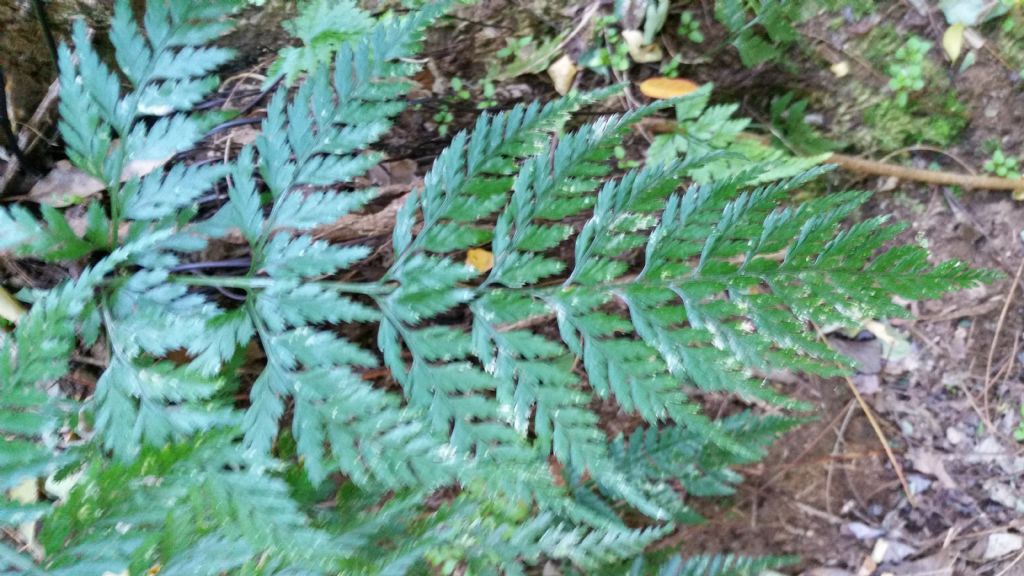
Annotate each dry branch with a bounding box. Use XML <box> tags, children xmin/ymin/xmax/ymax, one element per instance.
<box><xmin>0</xmin><ymin>78</ymin><xmax>60</xmax><ymax>196</ymax></box>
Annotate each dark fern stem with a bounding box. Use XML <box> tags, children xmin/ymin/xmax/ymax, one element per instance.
<box><xmin>0</xmin><ymin>67</ymin><xmax>29</xmax><ymax>169</ymax></box>
<box><xmin>169</xmin><ymin>259</ymin><xmax>253</xmax><ymax>273</ymax></box>
<box><xmin>31</xmin><ymin>0</ymin><xmax>60</xmax><ymax>72</ymax></box>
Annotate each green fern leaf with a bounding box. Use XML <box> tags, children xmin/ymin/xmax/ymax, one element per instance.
<box><xmin>269</xmin><ymin>0</ymin><xmax>376</xmax><ymax>86</ymax></box>
<box><xmin>0</xmin><ymin>1</ymin><xmax>997</xmax><ymax>573</ymax></box>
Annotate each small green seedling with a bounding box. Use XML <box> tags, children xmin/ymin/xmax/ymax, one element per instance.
<box><xmin>581</xmin><ymin>14</ymin><xmax>631</xmax><ymax>74</ymax></box>
<box><xmin>983</xmin><ymin>148</ymin><xmax>1021</xmax><ymax>179</ymax></box>
<box><xmin>495</xmin><ymin>36</ymin><xmax>533</xmax><ymax>60</ymax></box>
<box><xmin>613</xmin><ymin>144</ymin><xmax>640</xmax><ymax>169</ymax></box>
<box><xmin>887</xmin><ymin>36</ymin><xmax>931</xmax><ymax>107</ymax></box>
<box><xmin>450</xmin><ymin>76</ymin><xmax>471</xmax><ymax>100</ymax></box>
<box><xmin>478</xmin><ymin>79</ymin><xmax>497</xmax><ymax>109</ymax></box>
<box><xmin>433</xmin><ymin>103</ymin><xmax>454</xmax><ymax>135</ymax></box>
<box><xmin>677</xmin><ymin>10</ymin><xmax>704</xmax><ymax>43</ymax></box>
<box><xmin>661</xmin><ymin>54</ymin><xmax>682</xmax><ymax>77</ymax></box>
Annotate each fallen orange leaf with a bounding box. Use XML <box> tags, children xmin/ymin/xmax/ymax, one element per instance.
<box><xmin>638</xmin><ymin>77</ymin><xmax>699</xmax><ymax>100</ymax></box>
<box><xmin>466</xmin><ymin>248</ymin><xmax>494</xmax><ymax>273</ymax></box>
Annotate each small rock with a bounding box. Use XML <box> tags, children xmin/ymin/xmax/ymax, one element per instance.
<box><xmin>541</xmin><ymin>562</ymin><xmax>561</xmax><ymax>576</ymax></box>
<box><xmin>884</xmin><ymin>551</ymin><xmax>953</xmax><ymax>576</ymax></box>
<box><xmin>984</xmin><ymin>532</ymin><xmax>1023</xmax><ymax>560</ymax></box>
<box><xmin>846</xmin><ymin>521</ymin><xmax>885</xmax><ymax>541</ymax></box>
<box><xmin>972</xmin><ymin>437</ymin><xmax>1024</xmax><ymax>474</ymax></box>
<box><xmin>804</xmin><ymin>113</ymin><xmax>825</xmax><ymax>126</ymax></box>
<box><xmin>898</xmin><ymin>420</ymin><xmax>915</xmax><ymax>436</ymax></box>
<box><xmin>854</xmin><ymin>373</ymin><xmax>880</xmax><ymax>395</ymax></box>
<box><xmin>873</xmin><ymin>538</ymin><xmax>916</xmax><ymax>564</ymax></box>
<box><xmin>946</xmin><ymin>427</ymin><xmax>965</xmax><ymax>446</ymax></box>
<box><xmin>974</xmin><ymin>436</ymin><xmax>1004</xmax><ymax>459</ymax></box>
<box><xmin>829</xmin><ymin>61</ymin><xmax>850</xmax><ymax>78</ymax></box>
<box><xmin>984</xmin><ymin>481</ymin><xmax>1024</xmax><ymax>512</ymax></box>
<box><xmin>827</xmin><ymin>336</ymin><xmax>882</xmax><ymax>374</ymax></box>
<box><xmin>882</xmin><ymin>540</ymin><xmax>917</xmax><ymax>563</ymax></box>
<box><xmin>871</xmin><ymin>539</ymin><xmax>889</xmax><ymax>563</ymax></box>
<box><xmin>909</xmin><ymin>449</ymin><xmax>957</xmax><ymax>489</ymax></box>
<box><xmin>907</xmin><ymin>474</ymin><xmax>932</xmax><ymax>495</ymax></box>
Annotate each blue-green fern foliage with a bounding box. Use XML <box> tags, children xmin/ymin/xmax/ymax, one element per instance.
<box><xmin>0</xmin><ymin>0</ymin><xmax>992</xmax><ymax>573</ymax></box>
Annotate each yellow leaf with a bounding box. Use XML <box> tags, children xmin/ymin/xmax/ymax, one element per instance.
<box><xmin>9</xmin><ymin>478</ymin><xmax>37</xmax><ymax>504</ymax></box>
<box><xmin>0</xmin><ymin>285</ymin><xmax>25</xmax><ymax>324</ymax></box>
<box><xmin>466</xmin><ymin>248</ymin><xmax>494</xmax><ymax>273</ymax></box>
<box><xmin>830</xmin><ymin>61</ymin><xmax>850</xmax><ymax>78</ymax></box>
<box><xmin>621</xmin><ymin>30</ymin><xmax>663</xmax><ymax>64</ymax></box>
<box><xmin>547</xmin><ymin>54</ymin><xmax>577</xmax><ymax>96</ymax></box>
<box><xmin>638</xmin><ymin>77</ymin><xmax>699</xmax><ymax>100</ymax></box>
<box><xmin>9</xmin><ymin>477</ymin><xmax>41</xmax><ymax>559</ymax></box>
<box><xmin>943</xmin><ymin>24</ymin><xmax>965</xmax><ymax>61</ymax></box>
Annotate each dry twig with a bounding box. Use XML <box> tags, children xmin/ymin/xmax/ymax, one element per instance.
<box><xmin>637</xmin><ymin>118</ymin><xmax>1024</xmax><ymax>193</ymax></box>
<box><xmin>816</xmin><ymin>326</ymin><xmax>917</xmax><ymax>507</ymax></box>
<box><xmin>828</xmin><ymin>153</ymin><xmax>1024</xmax><ymax>192</ymax></box>
<box><xmin>0</xmin><ymin>78</ymin><xmax>60</xmax><ymax>196</ymax></box>
<box><xmin>984</xmin><ymin>259</ymin><xmax>1024</xmax><ymax>424</ymax></box>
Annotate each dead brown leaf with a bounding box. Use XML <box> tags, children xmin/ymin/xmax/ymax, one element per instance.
<box><xmin>29</xmin><ymin>156</ymin><xmax>171</xmax><ymax>207</ymax></box>
<box><xmin>29</xmin><ymin>160</ymin><xmax>106</xmax><ymax>207</ymax></box>
<box><xmin>909</xmin><ymin>448</ymin><xmax>957</xmax><ymax>489</ymax></box>
<box><xmin>547</xmin><ymin>54</ymin><xmax>578</xmax><ymax>96</ymax></box>
<box><xmin>0</xmin><ymin>285</ymin><xmax>26</xmax><ymax>324</ymax></box>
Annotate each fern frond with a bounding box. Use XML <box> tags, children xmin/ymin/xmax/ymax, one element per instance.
<box><xmin>612</xmin><ymin>411</ymin><xmax>802</xmax><ymax>499</ymax></box>
<box><xmin>38</xmin><ymin>434</ymin><xmax>344</xmax><ymax>574</ymax></box>
<box><xmin>377</xmin><ymin>94</ymin><xmax>623</xmax><ymax>461</ymax></box>
<box><xmin>384</xmin><ymin>100</ymin><xmax>677</xmax><ymax>469</ymax></box>
<box><xmin>269</xmin><ymin>0</ymin><xmax>376</xmax><ymax>86</ymax></box>
<box><xmin>0</xmin><ymin>542</ymin><xmax>40</xmax><ymax>576</ymax></box>
<box><xmin>61</xmin><ymin>0</ymin><xmax>237</xmax><ymax>188</ymax></box>
<box><xmin>206</xmin><ymin>10</ymin><xmax>463</xmax><ymax>486</ymax></box>
<box><xmin>427</xmin><ymin>499</ymin><xmax>673</xmax><ymax>574</ymax></box>
<box><xmin>714</xmin><ymin>0</ymin><xmax>802</xmax><ymax>67</ymax></box>
<box><xmin>648</xmin><ymin>84</ymin><xmax>825</xmax><ymax>184</ymax></box>
<box><xmin>388</xmin><ymin>91</ymin><xmax>615</xmax><ymax>272</ymax></box>
<box><xmin>1</xmin><ymin>0</ymin><xmax>244</xmax><ymax>463</ymax></box>
<box><xmin>642</xmin><ymin>552</ymin><xmax>797</xmax><ymax>576</ymax></box>
<box><xmin>0</xmin><ymin>232</ymin><xmax>170</xmax><ymax>501</ymax></box>
<box><xmin>0</xmin><ymin>1</ymin><xmax>996</xmax><ymax>573</ymax></box>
